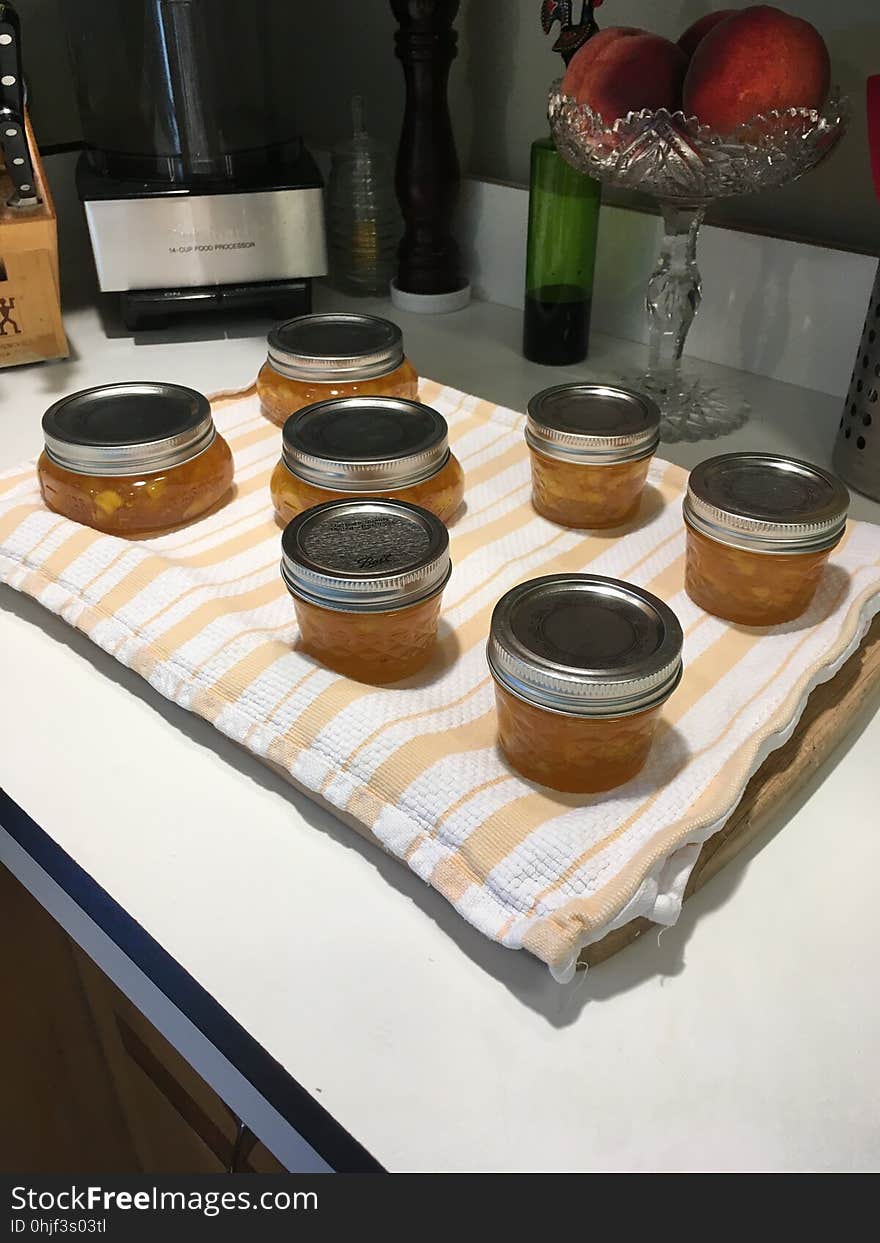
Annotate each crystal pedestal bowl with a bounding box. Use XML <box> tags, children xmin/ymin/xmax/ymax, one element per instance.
<box><xmin>549</xmin><ymin>85</ymin><xmax>849</xmax><ymax>441</ymax></box>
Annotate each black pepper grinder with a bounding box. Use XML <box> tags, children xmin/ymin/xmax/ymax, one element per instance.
<box><xmin>389</xmin><ymin>0</ymin><xmax>470</xmax><ymax>313</ymax></box>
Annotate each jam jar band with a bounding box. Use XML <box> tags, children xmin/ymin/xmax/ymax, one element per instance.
<box><xmin>42</xmin><ymin>382</ymin><xmax>216</xmax><ymax>478</ymax></box>
<box><xmin>526</xmin><ymin>383</ymin><xmax>661</xmax><ymax>465</ymax></box>
<box><xmin>684</xmin><ymin>453</ymin><xmax>850</xmax><ymax>554</ymax></box>
<box><xmin>281</xmin><ymin>396</ymin><xmax>451</xmax><ymax>492</ymax></box>
<box><xmin>488</xmin><ymin>573</ymin><xmax>683</xmax><ymax>718</ymax></box>
<box><xmin>267</xmin><ymin>313</ymin><xmax>405</xmax><ymax>382</ymax></box>
<box><xmin>281</xmin><ymin>498</ymin><xmax>451</xmax><ymax>613</ymax></box>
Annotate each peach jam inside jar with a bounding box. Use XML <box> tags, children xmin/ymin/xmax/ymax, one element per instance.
<box><xmin>271</xmin><ymin>395</ymin><xmax>464</xmax><ymax>527</ymax></box>
<box><xmin>257</xmin><ymin>312</ymin><xmax>418</xmax><ymax>426</ymax></box>
<box><xmin>683</xmin><ymin>453</ymin><xmax>850</xmax><ymax>626</ymax></box>
<box><xmin>37</xmin><ymin>382</ymin><xmax>234</xmax><ymax>536</ymax></box>
<box><xmin>526</xmin><ymin>383</ymin><xmax>661</xmax><ymax>528</ymax></box>
<box><xmin>281</xmin><ymin>498</ymin><xmax>451</xmax><ymax>684</ymax></box>
<box><xmin>487</xmin><ymin>574</ymin><xmax>683</xmax><ymax>793</ymax></box>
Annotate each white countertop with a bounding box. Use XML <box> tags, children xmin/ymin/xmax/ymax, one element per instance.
<box><xmin>2</xmin><ymin>290</ymin><xmax>879</xmax><ymax>1173</ymax></box>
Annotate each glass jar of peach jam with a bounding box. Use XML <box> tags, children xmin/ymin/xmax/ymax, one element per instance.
<box><xmin>271</xmin><ymin>395</ymin><xmax>464</xmax><ymax>527</ymax></box>
<box><xmin>526</xmin><ymin>383</ymin><xmax>661</xmax><ymax>528</ymax></box>
<box><xmin>37</xmin><ymin>382</ymin><xmax>234</xmax><ymax>536</ymax></box>
<box><xmin>257</xmin><ymin>312</ymin><xmax>418</xmax><ymax>426</ymax></box>
<box><xmin>683</xmin><ymin>454</ymin><xmax>850</xmax><ymax>626</ymax></box>
<box><xmin>487</xmin><ymin>574</ymin><xmax>683</xmax><ymax>793</ymax></box>
<box><xmin>281</xmin><ymin>498</ymin><xmax>451</xmax><ymax>684</ymax></box>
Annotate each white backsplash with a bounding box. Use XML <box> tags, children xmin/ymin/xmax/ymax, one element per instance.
<box><xmin>458</xmin><ymin>177</ymin><xmax>877</xmax><ymax>400</ymax></box>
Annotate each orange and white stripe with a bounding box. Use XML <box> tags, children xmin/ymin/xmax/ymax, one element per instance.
<box><xmin>2</xmin><ymin>381</ymin><xmax>879</xmax><ymax>980</ymax></box>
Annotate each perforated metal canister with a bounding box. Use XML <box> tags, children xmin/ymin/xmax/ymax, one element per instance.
<box><xmin>834</xmin><ymin>264</ymin><xmax>880</xmax><ymax>501</ymax></box>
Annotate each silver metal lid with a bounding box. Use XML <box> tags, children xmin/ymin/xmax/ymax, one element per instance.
<box><xmin>281</xmin><ymin>498</ymin><xmax>451</xmax><ymax>613</ymax></box>
<box><xmin>281</xmin><ymin>396</ymin><xmax>450</xmax><ymax>492</ymax></box>
<box><xmin>526</xmin><ymin>384</ymin><xmax>661</xmax><ymax>465</ymax></box>
<box><xmin>684</xmin><ymin>453</ymin><xmax>850</xmax><ymax>554</ymax></box>
<box><xmin>267</xmin><ymin>313</ymin><xmax>405</xmax><ymax>382</ymax></box>
<box><xmin>487</xmin><ymin>574</ymin><xmax>683</xmax><ymax>718</ymax></box>
<box><xmin>42</xmin><ymin>383</ymin><xmax>215</xmax><ymax>478</ymax></box>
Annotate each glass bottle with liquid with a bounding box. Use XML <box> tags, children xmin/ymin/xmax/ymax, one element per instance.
<box><xmin>522</xmin><ymin>136</ymin><xmax>601</xmax><ymax>366</ymax></box>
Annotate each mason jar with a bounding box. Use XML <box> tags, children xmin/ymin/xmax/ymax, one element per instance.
<box><xmin>683</xmin><ymin>453</ymin><xmax>849</xmax><ymax>626</ymax></box>
<box><xmin>257</xmin><ymin>312</ymin><xmax>418</xmax><ymax>426</ymax></box>
<box><xmin>37</xmin><ymin>382</ymin><xmax>233</xmax><ymax>536</ymax></box>
<box><xmin>271</xmin><ymin>395</ymin><xmax>464</xmax><ymax>527</ymax></box>
<box><xmin>281</xmin><ymin>498</ymin><xmax>451</xmax><ymax>684</ymax></box>
<box><xmin>488</xmin><ymin>573</ymin><xmax>683</xmax><ymax>793</ymax></box>
<box><xmin>526</xmin><ymin>383</ymin><xmax>660</xmax><ymax>528</ymax></box>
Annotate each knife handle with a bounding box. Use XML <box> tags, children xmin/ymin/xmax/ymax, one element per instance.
<box><xmin>0</xmin><ymin>5</ymin><xmax>40</xmax><ymax>208</ymax></box>
<box><xmin>1</xmin><ymin>107</ymin><xmax>39</xmax><ymax>206</ymax></box>
<box><xmin>0</xmin><ymin>2</ymin><xmax>23</xmax><ymax>117</ymax></box>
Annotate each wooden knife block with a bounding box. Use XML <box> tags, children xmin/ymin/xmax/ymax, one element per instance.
<box><xmin>0</xmin><ymin>112</ymin><xmax>68</xmax><ymax>368</ymax></box>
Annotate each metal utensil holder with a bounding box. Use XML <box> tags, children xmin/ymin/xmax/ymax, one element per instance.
<box><xmin>834</xmin><ymin>260</ymin><xmax>880</xmax><ymax>500</ymax></box>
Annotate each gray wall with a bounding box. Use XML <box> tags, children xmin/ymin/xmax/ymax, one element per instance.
<box><xmin>16</xmin><ymin>0</ymin><xmax>880</xmax><ymax>255</ymax></box>
<box><xmin>455</xmin><ymin>0</ymin><xmax>878</xmax><ymax>255</ymax></box>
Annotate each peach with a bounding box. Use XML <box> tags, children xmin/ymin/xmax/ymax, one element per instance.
<box><xmin>677</xmin><ymin>10</ymin><xmax>737</xmax><ymax>59</ymax></box>
<box><xmin>682</xmin><ymin>5</ymin><xmax>830</xmax><ymax>134</ymax></box>
<box><xmin>562</xmin><ymin>27</ymin><xmax>688</xmax><ymax>123</ymax></box>
<box><xmin>561</xmin><ymin>27</ymin><xmax>642</xmax><ymax>99</ymax></box>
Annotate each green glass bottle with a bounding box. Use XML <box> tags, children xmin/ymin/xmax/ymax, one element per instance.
<box><xmin>522</xmin><ymin>135</ymin><xmax>601</xmax><ymax>366</ymax></box>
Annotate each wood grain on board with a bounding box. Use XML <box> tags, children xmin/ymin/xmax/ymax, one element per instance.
<box><xmin>581</xmin><ymin>612</ymin><xmax>880</xmax><ymax>967</ymax></box>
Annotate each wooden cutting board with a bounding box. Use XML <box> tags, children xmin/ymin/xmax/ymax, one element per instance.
<box><xmin>581</xmin><ymin>612</ymin><xmax>880</xmax><ymax>967</ymax></box>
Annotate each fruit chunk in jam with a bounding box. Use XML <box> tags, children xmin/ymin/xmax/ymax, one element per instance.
<box><xmin>684</xmin><ymin>522</ymin><xmax>836</xmax><ymax>626</ymax></box>
<box><xmin>293</xmin><ymin>591</ymin><xmax>444</xmax><ymax>684</ymax></box>
<box><xmin>38</xmin><ymin>434</ymin><xmax>234</xmax><ymax>536</ymax></box>
<box><xmin>493</xmin><ymin>680</ymin><xmax>662</xmax><ymax>793</ymax></box>
<box><xmin>529</xmin><ymin>445</ymin><xmax>651</xmax><ymax>528</ymax></box>
<box><xmin>257</xmin><ymin>358</ymin><xmax>419</xmax><ymax>427</ymax></box>
<box><xmin>270</xmin><ymin>452</ymin><xmax>464</xmax><ymax>528</ymax></box>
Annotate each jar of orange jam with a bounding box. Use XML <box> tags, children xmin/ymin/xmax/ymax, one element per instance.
<box><xmin>37</xmin><ymin>382</ymin><xmax>234</xmax><ymax>536</ymax></box>
<box><xmin>257</xmin><ymin>312</ymin><xmax>419</xmax><ymax>426</ymax></box>
<box><xmin>683</xmin><ymin>454</ymin><xmax>849</xmax><ymax>626</ymax></box>
<box><xmin>487</xmin><ymin>574</ymin><xmax>683</xmax><ymax>793</ymax></box>
<box><xmin>526</xmin><ymin>383</ymin><xmax>661</xmax><ymax>528</ymax></box>
<box><xmin>271</xmin><ymin>395</ymin><xmax>464</xmax><ymax>527</ymax></box>
<box><xmin>281</xmin><ymin>498</ymin><xmax>451</xmax><ymax>684</ymax></box>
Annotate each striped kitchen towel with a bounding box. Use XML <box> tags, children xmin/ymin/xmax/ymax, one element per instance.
<box><xmin>2</xmin><ymin>379</ymin><xmax>880</xmax><ymax>981</ymax></box>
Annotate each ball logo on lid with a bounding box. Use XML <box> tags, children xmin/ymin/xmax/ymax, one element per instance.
<box><xmin>356</xmin><ymin>551</ymin><xmax>395</xmax><ymax>570</ymax></box>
